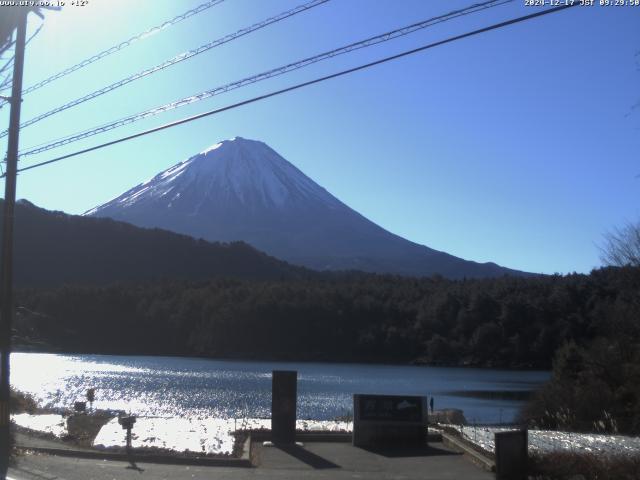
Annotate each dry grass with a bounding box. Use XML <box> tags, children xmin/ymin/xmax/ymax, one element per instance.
<box><xmin>10</xmin><ymin>388</ymin><xmax>37</xmax><ymax>413</ymax></box>
<box><xmin>529</xmin><ymin>451</ymin><xmax>640</xmax><ymax>480</ymax></box>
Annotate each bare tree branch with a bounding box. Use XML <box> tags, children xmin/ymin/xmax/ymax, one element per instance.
<box><xmin>600</xmin><ymin>221</ymin><xmax>640</xmax><ymax>267</ymax></box>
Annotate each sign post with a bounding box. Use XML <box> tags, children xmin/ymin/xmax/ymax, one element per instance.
<box><xmin>86</xmin><ymin>388</ymin><xmax>95</xmax><ymax>411</ymax></box>
<box><xmin>118</xmin><ymin>415</ymin><xmax>136</xmax><ymax>456</ymax></box>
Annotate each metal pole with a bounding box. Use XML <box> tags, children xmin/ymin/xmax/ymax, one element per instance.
<box><xmin>126</xmin><ymin>427</ymin><xmax>132</xmax><ymax>455</ymax></box>
<box><xmin>0</xmin><ymin>8</ymin><xmax>28</xmax><ymax>476</ymax></box>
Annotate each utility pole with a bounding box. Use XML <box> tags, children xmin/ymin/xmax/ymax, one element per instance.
<box><xmin>0</xmin><ymin>8</ymin><xmax>28</xmax><ymax>477</ymax></box>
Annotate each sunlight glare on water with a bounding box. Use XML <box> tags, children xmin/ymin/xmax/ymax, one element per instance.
<box><xmin>11</xmin><ymin>353</ymin><xmax>548</xmax><ymax>423</ymax></box>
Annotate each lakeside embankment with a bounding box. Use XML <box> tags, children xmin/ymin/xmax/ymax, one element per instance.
<box><xmin>13</xmin><ymin>405</ymin><xmax>640</xmax><ymax>462</ymax></box>
<box><xmin>12</xmin><ymin>384</ymin><xmax>640</xmax><ymax>479</ymax></box>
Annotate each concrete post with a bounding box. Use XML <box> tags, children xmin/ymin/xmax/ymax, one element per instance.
<box><xmin>271</xmin><ymin>370</ymin><xmax>297</xmax><ymax>444</ymax></box>
<box><xmin>495</xmin><ymin>429</ymin><xmax>528</xmax><ymax>480</ymax></box>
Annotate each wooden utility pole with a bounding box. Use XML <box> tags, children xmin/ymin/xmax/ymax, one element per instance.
<box><xmin>0</xmin><ymin>8</ymin><xmax>28</xmax><ymax>476</ymax></box>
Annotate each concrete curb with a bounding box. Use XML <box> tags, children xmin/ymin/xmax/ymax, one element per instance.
<box><xmin>250</xmin><ymin>429</ymin><xmax>441</xmax><ymax>445</ymax></box>
<box><xmin>240</xmin><ymin>434</ymin><xmax>252</xmax><ymax>464</ymax></box>
<box><xmin>15</xmin><ymin>441</ymin><xmax>253</xmax><ymax>468</ymax></box>
<box><xmin>440</xmin><ymin>431</ymin><xmax>495</xmax><ymax>472</ymax></box>
<box><xmin>247</xmin><ymin>430</ymin><xmax>352</xmax><ymax>443</ymax></box>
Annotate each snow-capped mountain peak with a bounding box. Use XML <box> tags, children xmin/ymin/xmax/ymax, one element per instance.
<box><xmin>86</xmin><ymin>137</ymin><xmax>525</xmax><ymax>279</ymax></box>
<box><xmin>86</xmin><ymin>137</ymin><xmax>340</xmax><ymax>216</ymax></box>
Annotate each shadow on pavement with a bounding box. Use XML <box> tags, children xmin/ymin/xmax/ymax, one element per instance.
<box><xmin>275</xmin><ymin>443</ymin><xmax>340</xmax><ymax>469</ymax></box>
<box><xmin>359</xmin><ymin>443</ymin><xmax>463</xmax><ymax>458</ymax></box>
<box><xmin>126</xmin><ymin>456</ymin><xmax>145</xmax><ymax>472</ymax></box>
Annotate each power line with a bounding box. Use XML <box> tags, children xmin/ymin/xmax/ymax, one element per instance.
<box><xmin>0</xmin><ymin>57</ymin><xmax>14</xmax><ymax>91</ymax></box>
<box><xmin>0</xmin><ymin>0</ymin><xmax>226</xmax><ymax>100</ymax></box>
<box><xmin>18</xmin><ymin>0</ymin><xmax>513</xmax><ymax>157</ymax></box>
<box><xmin>0</xmin><ymin>53</ymin><xmax>15</xmax><ymax>80</ymax></box>
<box><xmin>0</xmin><ymin>22</ymin><xmax>43</xmax><ymax>105</ymax></box>
<box><xmin>0</xmin><ymin>32</ymin><xmax>16</xmax><ymax>92</ymax></box>
<box><xmin>9</xmin><ymin>3</ymin><xmax>579</xmax><ymax>178</ymax></box>
<box><xmin>0</xmin><ymin>0</ymin><xmax>330</xmax><ymax>139</ymax></box>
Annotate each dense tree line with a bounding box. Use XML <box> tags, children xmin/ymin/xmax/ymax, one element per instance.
<box><xmin>521</xmin><ymin>267</ymin><xmax>640</xmax><ymax>434</ymax></box>
<box><xmin>13</xmin><ymin>266</ymin><xmax>639</xmax><ymax>371</ymax></box>
<box><xmin>4</xmin><ymin>199</ymin><xmax>306</xmax><ymax>287</ymax></box>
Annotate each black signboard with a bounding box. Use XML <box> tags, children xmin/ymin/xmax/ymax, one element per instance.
<box><xmin>357</xmin><ymin>394</ymin><xmax>423</xmax><ymax>422</ymax></box>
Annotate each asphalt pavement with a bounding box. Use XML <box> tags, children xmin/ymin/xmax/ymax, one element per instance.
<box><xmin>8</xmin><ymin>440</ymin><xmax>494</xmax><ymax>480</ymax></box>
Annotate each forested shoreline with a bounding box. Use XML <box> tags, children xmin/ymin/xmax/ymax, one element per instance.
<box><xmin>13</xmin><ymin>266</ymin><xmax>638</xmax><ymax>369</ymax></box>
<box><xmin>12</xmin><ymin>265</ymin><xmax>640</xmax><ymax>433</ymax></box>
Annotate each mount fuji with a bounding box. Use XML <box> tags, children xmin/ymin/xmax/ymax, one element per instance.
<box><xmin>86</xmin><ymin>137</ymin><xmax>525</xmax><ymax>278</ymax></box>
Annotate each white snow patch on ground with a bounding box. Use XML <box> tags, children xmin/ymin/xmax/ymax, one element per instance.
<box><xmin>12</xmin><ymin>413</ymin><xmax>67</xmax><ymax>437</ymax></box>
<box><xmin>94</xmin><ymin>417</ymin><xmax>235</xmax><ymax>455</ymax></box>
<box><xmin>13</xmin><ymin>412</ymin><xmax>351</xmax><ymax>456</ymax></box>
<box><xmin>94</xmin><ymin>417</ymin><xmax>351</xmax><ymax>455</ymax></box>
<box><xmin>442</xmin><ymin>424</ymin><xmax>640</xmax><ymax>457</ymax></box>
<box><xmin>237</xmin><ymin>418</ymin><xmax>351</xmax><ymax>433</ymax></box>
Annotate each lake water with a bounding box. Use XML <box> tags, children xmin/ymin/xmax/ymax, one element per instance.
<box><xmin>11</xmin><ymin>353</ymin><xmax>549</xmax><ymax>424</ymax></box>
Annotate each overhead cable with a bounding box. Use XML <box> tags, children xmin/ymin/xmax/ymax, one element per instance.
<box><xmin>19</xmin><ymin>0</ymin><xmax>512</xmax><ymax>157</ymax></box>
<box><xmin>10</xmin><ymin>2</ymin><xmax>579</xmax><ymax>177</ymax></box>
<box><xmin>0</xmin><ymin>0</ymin><xmax>330</xmax><ymax>138</ymax></box>
<box><xmin>0</xmin><ymin>0</ymin><xmax>226</xmax><ymax>99</ymax></box>
<box><xmin>0</xmin><ymin>23</ymin><xmax>43</xmax><ymax>101</ymax></box>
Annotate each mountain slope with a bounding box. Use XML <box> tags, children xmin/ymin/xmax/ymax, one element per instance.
<box><xmin>87</xmin><ymin>137</ymin><xmax>527</xmax><ymax>279</ymax></box>
<box><xmin>4</xmin><ymin>199</ymin><xmax>306</xmax><ymax>287</ymax></box>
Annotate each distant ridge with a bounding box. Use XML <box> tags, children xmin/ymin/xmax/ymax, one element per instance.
<box><xmin>87</xmin><ymin>137</ymin><xmax>530</xmax><ymax>279</ymax></box>
<box><xmin>4</xmin><ymin>199</ymin><xmax>306</xmax><ymax>287</ymax></box>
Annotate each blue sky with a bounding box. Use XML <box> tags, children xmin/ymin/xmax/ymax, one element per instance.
<box><xmin>0</xmin><ymin>0</ymin><xmax>638</xmax><ymax>275</ymax></box>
